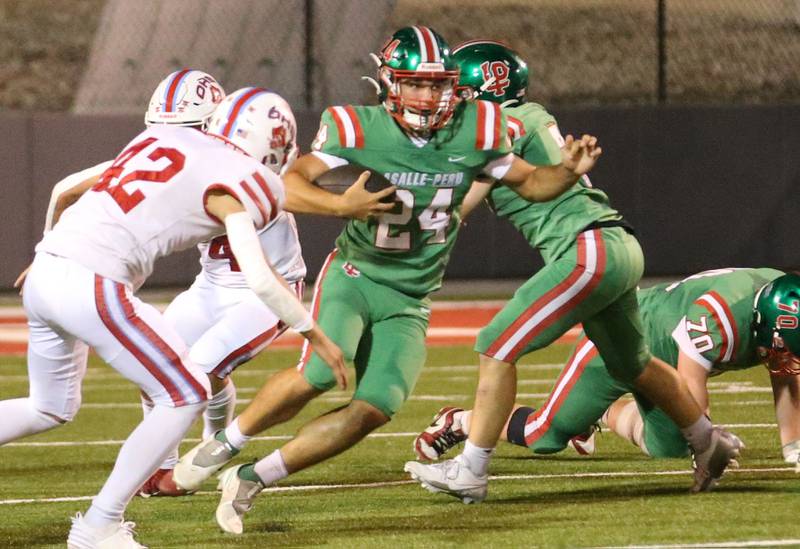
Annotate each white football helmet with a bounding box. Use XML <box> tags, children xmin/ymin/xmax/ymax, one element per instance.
<box><xmin>145</xmin><ymin>69</ymin><xmax>225</xmax><ymax>127</ymax></box>
<box><xmin>206</xmin><ymin>87</ymin><xmax>298</xmax><ymax>175</ymax></box>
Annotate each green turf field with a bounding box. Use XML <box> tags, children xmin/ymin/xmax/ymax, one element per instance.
<box><xmin>1</xmin><ymin>344</ymin><xmax>799</xmax><ymax>548</ymax></box>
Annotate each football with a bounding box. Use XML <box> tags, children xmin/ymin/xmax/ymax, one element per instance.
<box><xmin>312</xmin><ymin>163</ymin><xmax>396</xmax><ymax>203</ymax></box>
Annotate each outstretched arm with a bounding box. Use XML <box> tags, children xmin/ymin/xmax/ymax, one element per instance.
<box><xmin>15</xmin><ymin>161</ymin><xmax>110</xmax><ymax>293</ymax></box>
<box><xmin>44</xmin><ymin>161</ymin><xmax>111</xmax><ymax>232</ymax></box>
<box><xmin>499</xmin><ymin>134</ymin><xmax>601</xmax><ymax>202</ymax></box>
<box><xmin>283</xmin><ymin>153</ymin><xmax>395</xmax><ymax>219</ymax></box>
<box><xmin>205</xmin><ymin>190</ymin><xmax>347</xmax><ymax>389</ymax></box>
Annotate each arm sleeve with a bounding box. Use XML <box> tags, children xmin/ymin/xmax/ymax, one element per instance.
<box><xmin>671</xmin><ymin>317</ymin><xmax>714</xmax><ymax>371</ymax></box>
<box><xmin>481</xmin><ymin>153</ymin><xmax>514</xmax><ymax>179</ymax></box>
<box><xmin>44</xmin><ymin>160</ymin><xmax>113</xmax><ymax>233</ymax></box>
<box><xmin>224</xmin><ymin>211</ymin><xmax>314</xmax><ymax>332</ymax></box>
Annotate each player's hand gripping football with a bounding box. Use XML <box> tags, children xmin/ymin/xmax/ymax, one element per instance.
<box><xmin>302</xmin><ymin>325</ymin><xmax>348</xmax><ymax>390</ymax></box>
<box><xmin>340</xmin><ymin>171</ymin><xmax>397</xmax><ymax>221</ymax></box>
<box><xmin>560</xmin><ymin>134</ymin><xmax>602</xmax><ymax>176</ymax></box>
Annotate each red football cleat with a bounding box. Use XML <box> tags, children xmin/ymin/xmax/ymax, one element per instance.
<box><xmin>138</xmin><ymin>468</ymin><xmax>192</xmax><ymax>498</ymax></box>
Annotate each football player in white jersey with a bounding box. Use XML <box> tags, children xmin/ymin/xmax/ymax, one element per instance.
<box><xmin>138</xmin><ymin>88</ymin><xmax>310</xmax><ymax>497</ymax></box>
<box><xmin>0</xmin><ymin>78</ymin><xmax>347</xmax><ymax>549</ymax></box>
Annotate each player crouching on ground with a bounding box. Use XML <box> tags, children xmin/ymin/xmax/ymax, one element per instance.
<box><xmin>2</xmin><ymin>73</ymin><xmax>345</xmax><ymax>549</ymax></box>
<box><xmin>414</xmin><ymin>269</ymin><xmax>800</xmax><ymax>483</ymax></box>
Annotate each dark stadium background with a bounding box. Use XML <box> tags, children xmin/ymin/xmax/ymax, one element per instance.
<box><xmin>2</xmin><ymin>0</ymin><xmax>798</xmax><ymax>289</ymax></box>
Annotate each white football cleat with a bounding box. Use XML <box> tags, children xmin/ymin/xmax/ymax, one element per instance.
<box><xmin>690</xmin><ymin>426</ymin><xmax>743</xmax><ymax>493</ymax></box>
<box><xmin>414</xmin><ymin>407</ymin><xmax>467</xmax><ymax>461</ymax></box>
<box><xmin>567</xmin><ymin>424</ymin><xmax>598</xmax><ymax>456</ymax></box>
<box><xmin>404</xmin><ymin>455</ymin><xmax>487</xmax><ymax>504</ymax></box>
<box><xmin>215</xmin><ymin>464</ymin><xmax>265</xmax><ymax>535</ymax></box>
<box><xmin>67</xmin><ymin>513</ymin><xmax>147</xmax><ymax>549</ymax></box>
<box><xmin>173</xmin><ymin>431</ymin><xmax>238</xmax><ymax>492</ymax></box>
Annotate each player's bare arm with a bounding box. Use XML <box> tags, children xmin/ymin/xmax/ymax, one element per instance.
<box><xmin>49</xmin><ymin>174</ymin><xmax>101</xmax><ymax>228</ymax></box>
<box><xmin>500</xmin><ymin>134</ymin><xmax>602</xmax><ymax>202</ymax></box>
<box><xmin>461</xmin><ymin>179</ymin><xmax>494</xmax><ymax>220</ymax></box>
<box><xmin>14</xmin><ymin>170</ymin><xmax>104</xmax><ymax>293</ymax></box>
<box><xmin>283</xmin><ymin>153</ymin><xmax>395</xmax><ymax>220</ymax></box>
<box><xmin>769</xmin><ymin>373</ymin><xmax>800</xmax><ymax>464</ymax></box>
<box><xmin>205</xmin><ymin>189</ymin><xmax>347</xmax><ymax>389</ymax></box>
<box><xmin>675</xmin><ymin>350</ymin><xmax>711</xmax><ymax>415</ymax></box>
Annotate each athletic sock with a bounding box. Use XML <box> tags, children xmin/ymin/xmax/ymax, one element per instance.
<box><xmin>203</xmin><ymin>381</ymin><xmax>237</xmax><ymax>439</ymax></box>
<box><xmin>85</xmin><ymin>402</ymin><xmax>204</xmax><ymax>528</ymax></box>
<box><xmin>460</xmin><ymin>410</ymin><xmax>472</xmax><ymax>435</ymax></box>
<box><xmin>0</xmin><ymin>398</ymin><xmax>62</xmax><ymax>444</ymax></box>
<box><xmin>681</xmin><ymin>414</ymin><xmax>714</xmax><ymax>454</ymax></box>
<box><xmin>221</xmin><ymin>417</ymin><xmax>250</xmax><ymax>451</ymax></box>
<box><xmin>252</xmin><ymin>449</ymin><xmax>289</xmax><ymax>485</ymax></box>
<box><xmin>461</xmin><ymin>440</ymin><xmax>494</xmax><ymax>477</ymax></box>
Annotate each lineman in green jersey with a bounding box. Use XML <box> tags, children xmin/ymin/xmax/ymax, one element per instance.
<box><xmin>173</xmin><ymin>26</ymin><xmax>601</xmax><ymax>534</ymax></box>
<box><xmin>405</xmin><ymin>40</ymin><xmax>741</xmax><ymax>501</ymax></box>
<box><xmin>414</xmin><ymin>269</ymin><xmax>800</xmax><ymax>472</ymax></box>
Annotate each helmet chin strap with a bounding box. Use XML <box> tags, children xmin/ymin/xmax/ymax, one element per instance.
<box><xmin>362</xmin><ymin>53</ymin><xmax>385</xmax><ymax>95</ymax></box>
<box><xmin>361</xmin><ymin>76</ymin><xmax>381</xmax><ymax>95</ymax></box>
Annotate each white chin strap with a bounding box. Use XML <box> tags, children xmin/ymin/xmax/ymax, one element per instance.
<box><xmin>402</xmin><ymin>109</ymin><xmax>429</xmax><ymax>130</ymax></box>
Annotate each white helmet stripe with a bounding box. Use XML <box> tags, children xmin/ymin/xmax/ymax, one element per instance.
<box><xmin>411</xmin><ymin>26</ymin><xmax>429</xmax><ymax>63</ymax></box>
<box><xmin>418</xmin><ymin>26</ymin><xmax>441</xmax><ymax>63</ymax></box>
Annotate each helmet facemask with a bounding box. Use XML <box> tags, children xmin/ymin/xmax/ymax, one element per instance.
<box><xmin>380</xmin><ymin>67</ymin><xmax>459</xmax><ymax>134</ymax></box>
<box><xmin>364</xmin><ymin>26</ymin><xmax>460</xmax><ymax>135</ymax></box>
<box><xmin>758</xmin><ymin>334</ymin><xmax>800</xmax><ymax>376</ymax></box>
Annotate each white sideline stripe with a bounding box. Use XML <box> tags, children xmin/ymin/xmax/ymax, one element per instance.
<box><xmin>0</xmin><ymin>467</ymin><xmax>792</xmax><ymax>506</ymax></box>
<box><xmin>4</xmin><ymin>422</ymin><xmax>779</xmax><ymax>449</ymax></box>
<box><xmin>598</xmin><ymin>540</ymin><xmax>800</xmax><ymax>548</ymax></box>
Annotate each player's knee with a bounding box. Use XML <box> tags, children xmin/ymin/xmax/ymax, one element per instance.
<box><xmin>348</xmin><ymin>399</ymin><xmax>391</xmax><ymax>430</ymax></box>
<box><xmin>605</xmin><ymin>359</ymin><xmax>647</xmax><ymax>385</ymax></box>
<box><xmin>30</xmin><ymin>404</ymin><xmax>70</xmax><ymax>430</ymax></box>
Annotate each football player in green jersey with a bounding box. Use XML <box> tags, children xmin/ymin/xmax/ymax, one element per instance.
<box><xmin>172</xmin><ymin>26</ymin><xmax>601</xmax><ymax>533</ymax></box>
<box><xmin>413</xmin><ymin>269</ymin><xmax>800</xmax><ymax>473</ymax></box>
<box><xmin>405</xmin><ymin>41</ymin><xmax>741</xmax><ymax>502</ymax></box>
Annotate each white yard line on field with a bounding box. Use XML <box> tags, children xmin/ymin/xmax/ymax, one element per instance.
<box><xmin>3</xmin><ymin>422</ymin><xmax>779</xmax><ymax>449</ymax></box>
<box><xmin>0</xmin><ymin>467</ymin><xmax>792</xmax><ymax>506</ymax></box>
<box><xmin>598</xmin><ymin>540</ymin><xmax>800</xmax><ymax>548</ymax></box>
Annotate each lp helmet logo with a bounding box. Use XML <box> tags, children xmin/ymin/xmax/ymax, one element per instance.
<box><xmin>480</xmin><ymin>61</ymin><xmax>511</xmax><ymax>97</ymax></box>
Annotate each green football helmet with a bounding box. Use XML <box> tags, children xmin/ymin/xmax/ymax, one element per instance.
<box><xmin>753</xmin><ymin>273</ymin><xmax>800</xmax><ymax>375</ymax></box>
<box><xmin>368</xmin><ymin>26</ymin><xmax>460</xmax><ymax>133</ymax></box>
<box><xmin>451</xmin><ymin>39</ymin><xmax>528</xmax><ymax>107</ymax></box>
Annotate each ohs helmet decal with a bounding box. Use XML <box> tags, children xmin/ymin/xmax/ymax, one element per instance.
<box><xmin>145</xmin><ymin>69</ymin><xmax>225</xmax><ymax>127</ymax></box>
<box><xmin>206</xmin><ymin>87</ymin><xmax>298</xmax><ymax>175</ymax></box>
